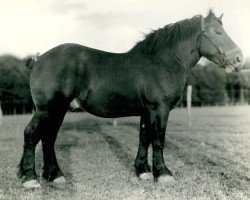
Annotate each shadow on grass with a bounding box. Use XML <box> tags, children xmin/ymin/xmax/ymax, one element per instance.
<box><xmin>117</xmin><ymin>121</ymin><xmax>139</xmax><ymax>131</ymax></box>
<box><xmin>62</xmin><ymin>118</ymin><xmax>106</xmax><ymax>133</ymax></box>
<box><xmin>98</xmin><ymin>131</ymin><xmax>135</xmax><ymax>173</ymax></box>
<box><xmin>59</xmin><ymin>117</ymin><xmax>135</xmax><ymax>176</ymax></box>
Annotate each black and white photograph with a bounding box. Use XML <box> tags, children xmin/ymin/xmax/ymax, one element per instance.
<box><xmin>0</xmin><ymin>0</ymin><xmax>249</xmax><ymax>199</ymax></box>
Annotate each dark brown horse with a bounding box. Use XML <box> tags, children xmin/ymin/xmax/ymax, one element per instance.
<box><xmin>18</xmin><ymin>11</ymin><xmax>243</xmax><ymax>188</ymax></box>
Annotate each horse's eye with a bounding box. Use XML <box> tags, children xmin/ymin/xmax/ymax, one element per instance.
<box><xmin>215</xmin><ymin>30</ymin><xmax>222</xmax><ymax>35</ymax></box>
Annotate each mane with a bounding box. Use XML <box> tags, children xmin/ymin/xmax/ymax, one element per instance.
<box><xmin>129</xmin><ymin>15</ymin><xmax>202</xmax><ymax>55</ymax></box>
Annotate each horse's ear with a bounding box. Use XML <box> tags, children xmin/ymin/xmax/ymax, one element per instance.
<box><xmin>218</xmin><ymin>13</ymin><xmax>224</xmax><ymax>20</ymax></box>
<box><xmin>206</xmin><ymin>8</ymin><xmax>216</xmax><ymax>21</ymax></box>
<box><xmin>208</xmin><ymin>9</ymin><xmax>214</xmax><ymax>16</ymax></box>
<box><xmin>207</xmin><ymin>8</ymin><xmax>216</xmax><ymax>19</ymax></box>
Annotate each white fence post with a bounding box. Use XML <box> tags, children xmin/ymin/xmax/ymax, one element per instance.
<box><xmin>0</xmin><ymin>100</ymin><xmax>2</xmax><ymax>125</ymax></box>
<box><xmin>240</xmin><ymin>86</ymin><xmax>245</xmax><ymax>105</ymax></box>
<box><xmin>113</xmin><ymin>118</ymin><xmax>117</xmax><ymax>127</ymax></box>
<box><xmin>187</xmin><ymin>85</ymin><xmax>192</xmax><ymax>127</ymax></box>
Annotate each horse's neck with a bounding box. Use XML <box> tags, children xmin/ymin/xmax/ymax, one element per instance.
<box><xmin>156</xmin><ymin>33</ymin><xmax>201</xmax><ymax>71</ymax></box>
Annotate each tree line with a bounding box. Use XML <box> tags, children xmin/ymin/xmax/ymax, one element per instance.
<box><xmin>184</xmin><ymin>59</ymin><xmax>250</xmax><ymax>106</ymax></box>
<box><xmin>0</xmin><ymin>55</ymin><xmax>249</xmax><ymax>114</ymax></box>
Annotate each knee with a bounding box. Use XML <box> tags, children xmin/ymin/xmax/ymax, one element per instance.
<box><xmin>24</xmin><ymin>111</ymin><xmax>48</xmax><ymax>136</ymax></box>
<box><xmin>23</xmin><ymin>124</ymin><xmax>40</xmax><ymax>147</ymax></box>
<box><xmin>24</xmin><ymin>123</ymin><xmax>33</xmax><ymax>135</ymax></box>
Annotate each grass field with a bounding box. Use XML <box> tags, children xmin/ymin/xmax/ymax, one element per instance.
<box><xmin>0</xmin><ymin>106</ymin><xmax>249</xmax><ymax>200</ymax></box>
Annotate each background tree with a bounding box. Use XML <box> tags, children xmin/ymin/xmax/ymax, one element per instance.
<box><xmin>0</xmin><ymin>55</ymin><xmax>32</xmax><ymax>114</ymax></box>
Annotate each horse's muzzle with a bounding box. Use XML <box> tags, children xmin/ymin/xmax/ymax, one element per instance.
<box><xmin>225</xmin><ymin>51</ymin><xmax>244</xmax><ymax>73</ymax></box>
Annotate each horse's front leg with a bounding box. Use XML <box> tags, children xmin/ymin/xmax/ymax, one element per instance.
<box><xmin>134</xmin><ymin>115</ymin><xmax>153</xmax><ymax>180</ymax></box>
<box><xmin>149</xmin><ymin>105</ymin><xmax>175</xmax><ymax>183</ymax></box>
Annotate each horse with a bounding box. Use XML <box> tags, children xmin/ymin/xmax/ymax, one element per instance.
<box><xmin>18</xmin><ymin>10</ymin><xmax>243</xmax><ymax>188</ymax></box>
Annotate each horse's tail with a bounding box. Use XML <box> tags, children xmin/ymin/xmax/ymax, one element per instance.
<box><xmin>26</xmin><ymin>55</ymin><xmax>39</xmax><ymax>69</ymax></box>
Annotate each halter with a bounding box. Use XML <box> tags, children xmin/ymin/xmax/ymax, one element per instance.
<box><xmin>200</xmin><ymin>17</ymin><xmax>241</xmax><ymax>70</ymax></box>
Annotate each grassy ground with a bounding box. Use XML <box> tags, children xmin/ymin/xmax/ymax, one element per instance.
<box><xmin>0</xmin><ymin>106</ymin><xmax>249</xmax><ymax>200</ymax></box>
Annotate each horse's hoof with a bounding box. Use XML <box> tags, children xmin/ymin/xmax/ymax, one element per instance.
<box><xmin>22</xmin><ymin>179</ymin><xmax>41</xmax><ymax>188</ymax></box>
<box><xmin>157</xmin><ymin>175</ymin><xmax>175</xmax><ymax>184</ymax></box>
<box><xmin>53</xmin><ymin>176</ymin><xmax>66</xmax><ymax>184</ymax></box>
<box><xmin>139</xmin><ymin>172</ymin><xmax>154</xmax><ymax>181</ymax></box>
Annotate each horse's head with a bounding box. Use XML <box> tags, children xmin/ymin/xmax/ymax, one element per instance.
<box><xmin>199</xmin><ymin>10</ymin><xmax>244</xmax><ymax>73</ymax></box>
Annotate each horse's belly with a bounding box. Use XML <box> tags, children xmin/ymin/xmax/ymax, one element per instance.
<box><xmin>77</xmin><ymin>91</ymin><xmax>142</xmax><ymax>118</ymax></box>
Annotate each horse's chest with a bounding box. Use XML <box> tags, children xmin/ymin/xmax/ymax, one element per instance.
<box><xmin>148</xmin><ymin>74</ymin><xmax>186</xmax><ymax>108</ymax></box>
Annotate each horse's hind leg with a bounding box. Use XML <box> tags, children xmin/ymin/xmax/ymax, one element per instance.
<box><xmin>40</xmin><ymin>108</ymin><xmax>67</xmax><ymax>183</ymax></box>
<box><xmin>18</xmin><ymin>103</ymin><xmax>68</xmax><ymax>188</ymax></box>
<box><xmin>134</xmin><ymin>115</ymin><xmax>153</xmax><ymax>180</ymax></box>
<box><xmin>18</xmin><ymin>110</ymin><xmax>50</xmax><ymax>188</ymax></box>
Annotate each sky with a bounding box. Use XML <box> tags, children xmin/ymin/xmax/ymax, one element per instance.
<box><xmin>0</xmin><ymin>0</ymin><xmax>250</xmax><ymax>58</ymax></box>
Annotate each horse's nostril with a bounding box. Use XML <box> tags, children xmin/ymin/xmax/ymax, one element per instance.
<box><xmin>236</xmin><ymin>56</ymin><xmax>241</xmax><ymax>63</ymax></box>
